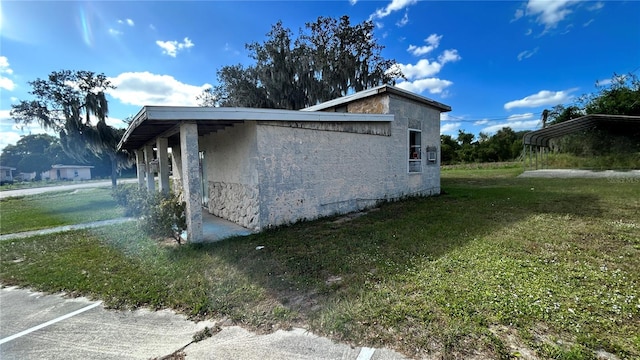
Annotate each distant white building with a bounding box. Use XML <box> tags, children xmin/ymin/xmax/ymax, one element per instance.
<box><xmin>42</xmin><ymin>165</ymin><xmax>94</xmax><ymax>181</ymax></box>
<box><xmin>0</xmin><ymin>166</ymin><xmax>16</xmax><ymax>184</ymax></box>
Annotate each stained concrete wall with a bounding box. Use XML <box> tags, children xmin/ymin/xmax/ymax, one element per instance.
<box><xmin>253</xmin><ymin>93</ymin><xmax>441</xmax><ymax>230</ymax></box>
<box><xmin>199</xmin><ymin>122</ymin><xmax>261</xmax><ymax>230</ymax></box>
<box><xmin>187</xmin><ymin>92</ymin><xmax>441</xmax><ymax>232</ymax></box>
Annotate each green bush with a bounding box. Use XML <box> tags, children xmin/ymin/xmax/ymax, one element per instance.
<box><xmin>112</xmin><ymin>184</ymin><xmax>187</xmax><ymax>243</ymax></box>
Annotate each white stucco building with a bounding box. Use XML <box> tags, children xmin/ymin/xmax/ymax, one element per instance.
<box><xmin>0</xmin><ymin>166</ymin><xmax>16</xmax><ymax>184</ymax></box>
<box><xmin>118</xmin><ymin>85</ymin><xmax>451</xmax><ymax>242</ymax></box>
<box><xmin>42</xmin><ymin>165</ymin><xmax>94</xmax><ymax>181</ymax></box>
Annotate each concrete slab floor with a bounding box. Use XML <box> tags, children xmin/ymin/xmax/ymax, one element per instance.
<box><xmin>201</xmin><ymin>210</ymin><xmax>254</xmax><ymax>242</ymax></box>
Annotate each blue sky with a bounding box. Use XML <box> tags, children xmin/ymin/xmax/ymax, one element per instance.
<box><xmin>1</xmin><ymin>0</ymin><xmax>638</xmax><ymax>151</ymax></box>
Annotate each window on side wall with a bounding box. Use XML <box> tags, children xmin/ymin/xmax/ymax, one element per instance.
<box><xmin>408</xmin><ymin>129</ymin><xmax>422</xmax><ymax>173</ymax></box>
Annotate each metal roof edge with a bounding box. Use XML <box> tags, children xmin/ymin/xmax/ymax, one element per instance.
<box><xmin>118</xmin><ymin>106</ymin><xmax>149</xmax><ymax>151</ymax></box>
<box><xmin>50</xmin><ymin>165</ymin><xmax>95</xmax><ymax>169</ymax></box>
<box><xmin>142</xmin><ymin>106</ymin><xmax>394</xmax><ymax>122</ymax></box>
<box><xmin>523</xmin><ymin>114</ymin><xmax>640</xmax><ymax>147</ymax></box>
<box><xmin>301</xmin><ymin>84</ymin><xmax>451</xmax><ymax>112</ymax></box>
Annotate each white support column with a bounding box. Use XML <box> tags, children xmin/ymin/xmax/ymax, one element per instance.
<box><xmin>135</xmin><ymin>149</ymin><xmax>145</xmax><ymax>187</ymax></box>
<box><xmin>180</xmin><ymin>122</ymin><xmax>203</xmax><ymax>243</ymax></box>
<box><xmin>156</xmin><ymin>137</ymin><xmax>170</xmax><ymax>195</ymax></box>
<box><xmin>144</xmin><ymin>144</ymin><xmax>155</xmax><ymax>192</ymax></box>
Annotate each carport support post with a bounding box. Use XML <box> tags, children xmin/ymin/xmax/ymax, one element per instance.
<box><xmin>156</xmin><ymin>137</ymin><xmax>170</xmax><ymax>195</ymax></box>
<box><xmin>144</xmin><ymin>145</ymin><xmax>155</xmax><ymax>192</ymax></box>
<box><xmin>135</xmin><ymin>149</ymin><xmax>145</xmax><ymax>187</ymax></box>
<box><xmin>180</xmin><ymin>122</ymin><xmax>203</xmax><ymax>243</ymax></box>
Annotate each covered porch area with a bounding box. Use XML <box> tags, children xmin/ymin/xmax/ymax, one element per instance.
<box><xmin>117</xmin><ymin>106</ymin><xmax>250</xmax><ymax>243</ymax></box>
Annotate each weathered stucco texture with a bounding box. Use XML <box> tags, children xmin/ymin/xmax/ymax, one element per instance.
<box><xmin>199</xmin><ymin>122</ymin><xmax>261</xmax><ymax>230</ymax></box>
<box><xmin>254</xmin><ymin>93</ymin><xmax>440</xmax><ymax>229</ymax></box>
<box><xmin>184</xmin><ymin>91</ymin><xmax>441</xmax><ymax>232</ymax></box>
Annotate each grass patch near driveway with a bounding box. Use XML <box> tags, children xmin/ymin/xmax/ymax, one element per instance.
<box><xmin>1</xmin><ymin>168</ymin><xmax>639</xmax><ymax>359</ymax></box>
<box><xmin>0</xmin><ymin>188</ymin><xmax>124</xmax><ymax>234</ymax></box>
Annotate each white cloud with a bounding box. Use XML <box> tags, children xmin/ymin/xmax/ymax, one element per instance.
<box><xmin>371</xmin><ymin>0</ymin><xmax>418</xmax><ymax>20</ymax></box>
<box><xmin>156</xmin><ymin>37</ymin><xmax>194</xmax><ymax>57</ymax></box>
<box><xmin>0</xmin><ymin>78</ymin><xmax>15</xmax><ymax>91</ymax></box>
<box><xmin>440</xmin><ymin>113</ymin><xmax>455</xmax><ymax>121</ymax></box>
<box><xmin>481</xmin><ymin>120</ymin><xmax>540</xmax><ymax>133</ymax></box>
<box><xmin>587</xmin><ymin>2</ymin><xmax>604</xmax><ymax>11</ymax></box>
<box><xmin>407</xmin><ymin>34</ymin><xmax>442</xmax><ymax>56</ymax></box>
<box><xmin>438</xmin><ymin>49</ymin><xmax>461</xmax><ymax>64</ymax></box>
<box><xmin>349</xmin><ymin>0</ymin><xmax>358</xmax><ymax>5</ymax></box>
<box><xmin>597</xmin><ymin>78</ymin><xmax>612</xmax><ymax>86</ymax></box>
<box><xmin>0</xmin><ymin>56</ymin><xmax>14</xmax><ymax>74</ymax></box>
<box><xmin>118</xmin><ymin>18</ymin><xmax>135</xmax><ymax>26</ymax></box>
<box><xmin>511</xmin><ymin>8</ymin><xmax>525</xmax><ymax>22</ymax></box>
<box><xmin>393</xmin><ymin>35</ymin><xmax>460</xmax><ymax>96</ymax></box>
<box><xmin>396</xmin><ymin>78</ymin><xmax>453</xmax><ymax>94</ymax></box>
<box><xmin>504</xmin><ymin>89</ymin><xmax>577</xmax><ymax>110</ymax></box>
<box><xmin>583</xmin><ymin>19</ymin><xmax>594</xmax><ymax>27</ymax></box>
<box><xmin>108</xmin><ymin>28</ymin><xmax>123</xmax><ymax>36</ymax></box>
<box><xmin>0</xmin><ymin>56</ymin><xmax>16</xmax><ymax>91</ymax></box>
<box><xmin>394</xmin><ymin>59</ymin><xmax>443</xmax><ymax>79</ymax></box>
<box><xmin>105</xmin><ymin>116</ymin><xmax>128</xmax><ymax>129</ymax></box>
<box><xmin>474</xmin><ymin>119</ymin><xmax>490</xmax><ymax>126</ymax></box>
<box><xmin>517</xmin><ymin>47</ymin><xmax>539</xmax><ymax>61</ymax></box>
<box><xmin>441</xmin><ymin>122</ymin><xmax>461</xmax><ymax>135</ymax></box>
<box><xmin>396</xmin><ymin>11</ymin><xmax>409</xmax><ymax>27</ymax></box>
<box><xmin>0</xmin><ymin>110</ymin><xmax>57</xmax><ymax>151</ymax></box>
<box><xmin>525</xmin><ymin>28</ymin><xmax>533</xmax><ymax>36</ymax></box>
<box><xmin>525</xmin><ymin>0</ymin><xmax>580</xmax><ymax>31</ymax></box>
<box><xmin>108</xmin><ymin>71</ymin><xmax>211</xmax><ymax>107</ymax></box>
<box><xmin>507</xmin><ymin>113</ymin><xmax>535</xmax><ymax>121</ymax></box>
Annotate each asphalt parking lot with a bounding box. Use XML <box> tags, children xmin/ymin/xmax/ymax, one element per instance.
<box><xmin>0</xmin><ymin>286</ymin><xmax>408</xmax><ymax>360</ymax></box>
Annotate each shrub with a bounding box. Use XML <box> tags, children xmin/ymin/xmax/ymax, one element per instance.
<box><xmin>112</xmin><ymin>184</ymin><xmax>187</xmax><ymax>244</ymax></box>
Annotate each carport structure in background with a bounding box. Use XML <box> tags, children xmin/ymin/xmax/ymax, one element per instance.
<box><xmin>522</xmin><ymin>114</ymin><xmax>640</xmax><ymax>170</ymax></box>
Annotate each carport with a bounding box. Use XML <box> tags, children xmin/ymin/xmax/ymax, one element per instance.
<box><xmin>522</xmin><ymin>114</ymin><xmax>640</xmax><ymax>170</ymax></box>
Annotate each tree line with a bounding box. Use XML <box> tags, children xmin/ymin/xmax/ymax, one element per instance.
<box><xmin>441</xmin><ymin>127</ymin><xmax>527</xmax><ymax>164</ymax></box>
<box><xmin>198</xmin><ymin>15</ymin><xmax>401</xmax><ymax>109</ymax></box>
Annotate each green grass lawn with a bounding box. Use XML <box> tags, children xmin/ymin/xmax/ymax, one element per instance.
<box><xmin>1</xmin><ymin>168</ymin><xmax>638</xmax><ymax>359</ymax></box>
<box><xmin>0</xmin><ymin>188</ymin><xmax>124</xmax><ymax>234</ymax></box>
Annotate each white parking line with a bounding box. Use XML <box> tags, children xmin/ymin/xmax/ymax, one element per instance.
<box><xmin>0</xmin><ymin>301</ymin><xmax>102</xmax><ymax>345</ymax></box>
<box><xmin>356</xmin><ymin>347</ymin><xmax>376</xmax><ymax>360</ymax></box>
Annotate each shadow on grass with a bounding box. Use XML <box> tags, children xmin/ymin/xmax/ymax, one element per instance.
<box><xmin>171</xmin><ymin>176</ymin><xmax>605</xmax><ymax>325</ymax></box>
<box><xmin>4</xmin><ymin>174</ymin><xmax>628</xmax><ymax>358</ymax></box>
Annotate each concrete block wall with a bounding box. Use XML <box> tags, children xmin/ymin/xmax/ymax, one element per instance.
<box><xmin>387</xmin><ymin>93</ymin><xmax>442</xmax><ymax>195</ymax></box>
<box><xmin>254</xmin><ymin>93</ymin><xmax>441</xmax><ymax>230</ymax></box>
<box><xmin>184</xmin><ymin>91</ymin><xmax>441</xmax><ymax>232</ymax></box>
<box><xmin>256</xmin><ymin>124</ymin><xmax>394</xmax><ymax>228</ymax></box>
<box><xmin>199</xmin><ymin>122</ymin><xmax>261</xmax><ymax>230</ymax></box>
<box><xmin>208</xmin><ymin>182</ymin><xmax>260</xmax><ymax>230</ymax></box>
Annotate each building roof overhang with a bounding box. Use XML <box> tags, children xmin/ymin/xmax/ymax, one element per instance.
<box><xmin>301</xmin><ymin>84</ymin><xmax>452</xmax><ymax>113</ymax></box>
<box><xmin>51</xmin><ymin>165</ymin><xmax>95</xmax><ymax>169</ymax></box>
<box><xmin>523</xmin><ymin>114</ymin><xmax>640</xmax><ymax>147</ymax></box>
<box><xmin>118</xmin><ymin>106</ymin><xmax>394</xmax><ymax>151</ymax></box>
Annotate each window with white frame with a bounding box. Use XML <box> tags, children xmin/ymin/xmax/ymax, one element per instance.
<box><xmin>408</xmin><ymin>129</ymin><xmax>422</xmax><ymax>173</ymax></box>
